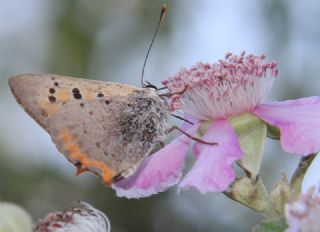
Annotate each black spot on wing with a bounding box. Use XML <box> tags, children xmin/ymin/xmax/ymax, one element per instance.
<box><xmin>72</xmin><ymin>88</ymin><xmax>80</xmax><ymax>94</ymax></box>
<box><xmin>49</xmin><ymin>88</ymin><xmax>55</xmax><ymax>94</ymax></box>
<box><xmin>48</xmin><ymin>96</ymin><xmax>56</xmax><ymax>103</ymax></box>
<box><xmin>74</xmin><ymin>93</ymin><xmax>82</xmax><ymax>99</ymax></box>
<box><xmin>72</xmin><ymin>88</ymin><xmax>82</xmax><ymax>99</ymax></box>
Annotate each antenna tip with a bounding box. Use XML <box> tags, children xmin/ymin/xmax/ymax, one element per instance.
<box><xmin>162</xmin><ymin>3</ymin><xmax>167</xmax><ymax>14</ymax></box>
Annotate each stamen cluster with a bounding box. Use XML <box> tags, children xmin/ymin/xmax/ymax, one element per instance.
<box><xmin>162</xmin><ymin>52</ymin><xmax>278</xmax><ymax>120</ymax></box>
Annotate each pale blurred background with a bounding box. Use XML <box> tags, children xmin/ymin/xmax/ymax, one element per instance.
<box><xmin>1</xmin><ymin>0</ymin><xmax>320</xmax><ymax>231</ymax></box>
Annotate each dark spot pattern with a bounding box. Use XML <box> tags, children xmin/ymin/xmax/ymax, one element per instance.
<box><xmin>80</xmin><ymin>103</ymin><xmax>84</xmax><ymax>107</ymax></box>
<box><xmin>72</xmin><ymin>89</ymin><xmax>82</xmax><ymax>99</ymax></box>
<box><xmin>72</xmin><ymin>88</ymin><xmax>80</xmax><ymax>94</ymax></box>
<box><xmin>97</xmin><ymin>93</ymin><xmax>104</xmax><ymax>97</ymax></box>
<box><xmin>54</xmin><ymin>82</ymin><xmax>59</xmax><ymax>87</ymax></box>
<box><xmin>89</xmin><ymin>111</ymin><xmax>93</xmax><ymax>115</ymax></box>
<box><xmin>118</xmin><ymin>96</ymin><xmax>160</xmax><ymax>150</ymax></box>
<box><xmin>49</xmin><ymin>88</ymin><xmax>55</xmax><ymax>94</ymax></box>
<box><xmin>73</xmin><ymin>93</ymin><xmax>82</xmax><ymax>99</ymax></box>
<box><xmin>95</xmin><ymin>142</ymin><xmax>100</xmax><ymax>148</ymax></box>
<box><xmin>90</xmin><ymin>91</ymin><xmax>169</xmax><ymax>171</ymax></box>
<box><xmin>48</xmin><ymin>96</ymin><xmax>56</xmax><ymax>103</ymax></box>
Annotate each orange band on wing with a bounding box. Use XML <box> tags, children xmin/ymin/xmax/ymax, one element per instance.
<box><xmin>56</xmin><ymin>89</ymin><xmax>71</xmax><ymax>102</ymax></box>
<box><xmin>60</xmin><ymin>128</ymin><xmax>115</xmax><ymax>185</ymax></box>
<box><xmin>38</xmin><ymin>100</ymin><xmax>60</xmax><ymax>117</ymax></box>
<box><xmin>84</xmin><ymin>89</ymin><xmax>96</xmax><ymax>99</ymax></box>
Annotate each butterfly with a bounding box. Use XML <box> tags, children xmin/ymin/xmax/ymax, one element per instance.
<box><xmin>8</xmin><ymin>3</ymin><xmax>215</xmax><ymax>188</ymax></box>
<box><xmin>9</xmin><ymin>73</ymin><xmax>170</xmax><ymax>185</ymax></box>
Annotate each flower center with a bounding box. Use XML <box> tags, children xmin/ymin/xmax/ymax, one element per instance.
<box><xmin>162</xmin><ymin>52</ymin><xmax>278</xmax><ymax>121</ymax></box>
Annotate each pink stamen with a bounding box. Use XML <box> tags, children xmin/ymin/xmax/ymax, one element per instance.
<box><xmin>162</xmin><ymin>52</ymin><xmax>278</xmax><ymax>120</ymax></box>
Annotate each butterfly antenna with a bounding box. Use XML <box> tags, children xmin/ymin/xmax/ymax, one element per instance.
<box><xmin>140</xmin><ymin>1</ymin><xmax>167</xmax><ymax>87</ymax></box>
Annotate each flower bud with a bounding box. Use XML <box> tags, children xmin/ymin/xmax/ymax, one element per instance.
<box><xmin>0</xmin><ymin>202</ymin><xmax>33</xmax><ymax>232</ymax></box>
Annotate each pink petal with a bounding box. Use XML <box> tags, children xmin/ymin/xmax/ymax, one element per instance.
<box><xmin>179</xmin><ymin>114</ymin><xmax>199</xmax><ymax>131</ymax></box>
<box><xmin>252</xmin><ymin>97</ymin><xmax>320</xmax><ymax>155</ymax></box>
<box><xmin>112</xmin><ymin>124</ymin><xmax>200</xmax><ymax>198</ymax></box>
<box><xmin>179</xmin><ymin>119</ymin><xmax>243</xmax><ymax>193</ymax></box>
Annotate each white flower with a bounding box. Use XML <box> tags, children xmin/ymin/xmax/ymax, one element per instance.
<box><xmin>34</xmin><ymin>202</ymin><xmax>110</xmax><ymax>232</ymax></box>
<box><xmin>285</xmin><ymin>187</ymin><xmax>320</xmax><ymax>232</ymax></box>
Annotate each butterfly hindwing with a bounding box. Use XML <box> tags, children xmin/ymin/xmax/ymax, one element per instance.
<box><xmin>9</xmin><ymin>74</ymin><xmax>170</xmax><ymax>184</ymax></box>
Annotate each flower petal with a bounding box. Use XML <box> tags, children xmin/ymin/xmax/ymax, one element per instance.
<box><xmin>112</xmin><ymin>124</ymin><xmax>200</xmax><ymax>198</ymax></box>
<box><xmin>252</xmin><ymin>97</ymin><xmax>320</xmax><ymax>155</ymax></box>
<box><xmin>179</xmin><ymin>119</ymin><xmax>243</xmax><ymax>193</ymax></box>
<box><xmin>179</xmin><ymin>114</ymin><xmax>199</xmax><ymax>131</ymax></box>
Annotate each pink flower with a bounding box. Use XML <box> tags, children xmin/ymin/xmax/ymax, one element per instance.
<box><xmin>113</xmin><ymin>52</ymin><xmax>320</xmax><ymax>198</ymax></box>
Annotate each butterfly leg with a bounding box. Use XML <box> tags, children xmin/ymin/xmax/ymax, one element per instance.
<box><xmin>171</xmin><ymin>114</ymin><xmax>194</xmax><ymax>125</ymax></box>
<box><xmin>143</xmin><ymin>80</ymin><xmax>168</xmax><ymax>91</ymax></box>
<box><xmin>113</xmin><ymin>163</ymin><xmax>141</xmax><ymax>182</ymax></box>
<box><xmin>159</xmin><ymin>85</ymin><xmax>188</xmax><ymax>98</ymax></box>
<box><xmin>158</xmin><ymin>141</ymin><xmax>165</xmax><ymax>148</ymax></box>
<box><xmin>167</xmin><ymin>126</ymin><xmax>218</xmax><ymax>146</ymax></box>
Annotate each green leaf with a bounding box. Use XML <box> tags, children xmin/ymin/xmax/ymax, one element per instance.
<box><xmin>253</xmin><ymin>218</ymin><xmax>287</xmax><ymax>232</ymax></box>
<box><xmin>230</xmin><ymin>113</ymin><xmax>267</xmax><ymax>178</ymax></box>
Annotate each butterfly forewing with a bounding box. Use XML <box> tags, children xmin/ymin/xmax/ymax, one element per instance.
<box><xmin>9</xmin><ymin>74</ymin><xmax>170</xmax><ymax>184</ymax></box>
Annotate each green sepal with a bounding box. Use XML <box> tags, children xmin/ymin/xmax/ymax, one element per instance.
<box><xmin>230</xmin><ymin>113</ymin><xmax>267</xmax><ymax>179</ymax></box>
<box><xmin>290</xmin><ymin>153</ymin><xmax>316</xmax><ymax>196</ymax></box>
<box><xmin>266</xmin><ymin>124</ymin><xmax>280</xmax><ymax>140</ymax></box>
<box><xmin>225</xmin><ymin>176</ymin><xmax>277</xmax><ymax>219</ymax></box>
<box><xmin>198</xmin><ymin>121</ymin><xmax>211</xmax><ymax>137</ymax></box>
<box><xmin>270</xmin><ymin>174</ymin><xmax>291</xmax><ymax>216</ymax></box>
<box><xmin>252</xmin><ymin>218</ymin><xmax>288</xmax><ymax>232</ymax></box>
<box><xmin>252</xmin><ymin>218</ymin><xmax>287</xmax><ymax>232</ymax></box>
